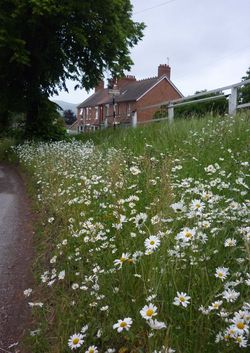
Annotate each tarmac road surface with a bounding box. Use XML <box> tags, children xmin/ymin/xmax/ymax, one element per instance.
<box><xmin>0</xmin><ymin>163</ymin><xmax>33</xmax><ymax>352</ymax></box>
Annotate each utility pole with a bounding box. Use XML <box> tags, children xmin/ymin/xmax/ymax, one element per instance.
<box><xmin>108</xmin><ymin>78</ymin><xmax>120</xmax><ymax>130</ymax></box>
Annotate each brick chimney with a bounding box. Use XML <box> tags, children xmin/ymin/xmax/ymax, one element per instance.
<box><xmin>95</xmin><ymin>80</ymin><xmax>104</xmax><ymax>92</ymax></box>
<box><xmin>117</xmin><ymin>75</ymin><xmax>136</xmax><ymax>88</ymax></box>
<box><xmin>158</xmin><ymin>64</ymin><xmax>171</xmax><ymax>79</ymax></box>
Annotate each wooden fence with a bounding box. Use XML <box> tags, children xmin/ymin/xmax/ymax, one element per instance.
<box><xmin>133</xmin><ymin>78</ymin><xmax>250</xmax><ymax>126</ymax></box>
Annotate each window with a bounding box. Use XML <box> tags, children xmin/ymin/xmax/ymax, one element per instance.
<box><xmin>105</xmin><ymin>104</ymin><xmax>109</xmax><ymax>117</ymax></box>
<box><xmin>127</xmin><ymin>103</ymin><xmax>131</xmax><ymax>116</ymax></box>
<box><xmin>95</xmin><ymin>106</ymin><xmax>99</xmax><ymax>120</ymax></box>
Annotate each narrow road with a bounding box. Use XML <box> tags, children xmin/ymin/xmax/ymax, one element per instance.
<box><xmin>0</xmin><ymin>163</ymin><xmax>33</xmax><ymax>352</ymax></box>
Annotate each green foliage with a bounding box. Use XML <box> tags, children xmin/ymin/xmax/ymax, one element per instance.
<box><xmin>238</xmin><ymin>66</ymin><xmax>250</xmax><ymax>104</ymax></box>
<box><xmin>174</xmin><ymin>90</ymin><xmax>228</xmax><ymax>119</ymax></box>
<box><xmin>0</xmin><ymin>0</ymin><xmax>145</xmax><ymax>138</ymax></box>
<box><xmin>0</xmin><ymin>137</ymin><xmax>16</xmax><ymax>161</ymax></box>
<box><xmin>24</xmin><ymin>98</ymin><xmax>68</xmax><ymax>141</ymax></box>
<box><xmin>63</xmin><ymin>109</ymin><xmax>76</xmax><ymax>126</ymax></box>
<box><xmin>153</xmin><ymin>91</ymin><xmax>228</xmax><ymax>120</ymax></box>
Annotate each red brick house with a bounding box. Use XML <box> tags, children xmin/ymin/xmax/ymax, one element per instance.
<box><xmin>77</xmin><ymin>64</ymin><xmax>183</xmax><ymax>131</ymax></box>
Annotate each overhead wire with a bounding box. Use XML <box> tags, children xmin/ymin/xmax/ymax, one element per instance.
<box><xmin>134</xmin><ymin>0</ymin><xmax>179</xmax><ymax>15</ymax></box>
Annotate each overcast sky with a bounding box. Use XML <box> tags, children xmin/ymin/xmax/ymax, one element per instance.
<box><xmin>51</xmin><ymin>0</ymin><xmax>250</xmax><ymax>104</ymax></box>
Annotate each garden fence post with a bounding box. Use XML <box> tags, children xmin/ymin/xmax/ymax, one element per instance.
<box><xmin>168</xmin><ymin>103</ymin><xmax>174</xmax><ymax>123</ymax></box>
<box><xmin>228</xmin><ymin>87</ymin><xmax>237</xmax><ymax>116</ymax></box>
<box><xmin>104</xmin><ymin>117</ymin><xmax>108</xmax><ymax>128</ymax></box>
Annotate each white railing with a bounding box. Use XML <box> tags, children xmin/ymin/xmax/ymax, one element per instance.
<box><xmin>133</xmin><ymin>78</ymin><xmax>250</xmax><ymax>125</ymax></box>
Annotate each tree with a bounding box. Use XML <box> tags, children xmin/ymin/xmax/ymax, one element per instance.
<box><xmin>238</xmin><ymin>67</ymin><xmax>250</xmax><ymax>104</ymax></box>
<box><xmin>0</xmin><ymin>0</ymin><xmax>145</xmax><ymax>138</ymax></box>
<box><xmin>63</xmin><ymin>109</ymin><xmax>76</xmax><ymax>126</ymax></box>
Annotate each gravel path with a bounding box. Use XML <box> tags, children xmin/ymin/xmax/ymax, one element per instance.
<box><xmin>0</xmin><ymin>163</ymin><xmax>33</xmax><ymax>352</ymax></box>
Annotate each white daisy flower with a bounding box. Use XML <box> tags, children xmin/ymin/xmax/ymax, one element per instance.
<box><xmin>173</xmin><ymin>291</ymin><xmax>191</xmax><ymax>307</ymax></box>
<box><xmin>68</xmin><ymin>333</ymin><xmax>84</xmax><ymax>350</ymax></box>
<box><xmin>85</xmin><ymin>345</ymin><xmax>98</xmax><ymax>353</ymax></box>
<box><xmin>208</xmin><ymin>300</ymin><xmax>223</xmax><ymax>311</ymax></box>
<box><xmin>176</xmin><ymin>228</ymin><xmax>196</xmax><ymax>242</ymax></box>
<box><xmin>231</xmin><ymin>317</ymin><xmax>249</xmax><ymax>335</ymax></box>
<box><xmin>134</xmin><ymin>213</ymin><xmax>148</xmax><ymax>228</ymax></box>
<box><xmin>113</xmin><ymin>317</ymin><xmax>133</xmax><ymax>332</ymax></box>
<box><xmin>23</xmin><ymin>288</ymin><xmax>32</xmax><ymax>297</ymax></box>
<box><xmin>190</xmin><ymin>199</ymin><xmax>205</xmax><ymax>212</ymax></box>
<box><xmin>58</xmin><ymin>270</ymin><xmax>65</xmax><ymax>280</ymax></box>
<box><xmin>113</xmin><ymin>253</ymin><xmax>130</xmax><ymax>269</ymax></box>
<box><xmin>140</xmin><ymin>303</ymin><xmax>158</xmax><ymax>320</ymax></box>
<box><xmin>170</xmin><ymin>201</ymin><xmax>185</xmax><ymax>212</ymax></box>
<box><xmin>224</xmin><ymin>238</ymin><xmax>237</xmax><ymax>247</ymax></box>
<box><xmin>130</xmin><ymin>166</ymin><xmax>141</xmax><ymax>175</ymax></box>
<box><xmin>222</xmin><ymin>289</ymin><xmax>240</xmax><ymax>302</ymax></box>
<box><xmin>148</xmin><ymin>319</ymin><xmax>167</xmax><ymax>330</ymax></box>
<box><xmin>235</xmin><ymin>334</ymin><xmax>248</xmax><ymax>348</ymax></box>
<box><xmin>144</xmin><ymin>235</ymin><xmax>161</xmax><ymax>251</ymax></box>
<box><xmin>215</xmin><ymin>267</ymin><xmax>229</xmax><ymax>281</ymax></box>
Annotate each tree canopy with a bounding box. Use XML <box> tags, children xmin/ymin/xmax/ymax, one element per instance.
<box><xmin>0</xmin><ymin>0</ymin><xmax>145</xmax><ymax>138</ymax></box>
<box><xmin>239</xmin><ymin>67</ymin><xmax>250</xmax><ymax>105</ymax></box>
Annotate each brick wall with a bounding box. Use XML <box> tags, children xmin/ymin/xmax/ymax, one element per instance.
<box><xmin>136</xmin><ymin>78</ymin><xmax>182</xmax><ymax>122</ymax></box>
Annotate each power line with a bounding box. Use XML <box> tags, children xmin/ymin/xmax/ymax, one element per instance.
<box><xmin>134</xmin><ymin>0</ymin><xmax>179</xmax><ymax>15</ymax></box>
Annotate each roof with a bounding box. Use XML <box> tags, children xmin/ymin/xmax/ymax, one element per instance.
<box><xmin>77</xmin><ymin>76</ymin><xmax>183</xmax><ymax>108</ymax></box>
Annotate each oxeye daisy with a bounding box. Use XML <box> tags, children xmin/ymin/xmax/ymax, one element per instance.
<box><xmin>148</xmin><ymin>319</ymin><xmax>167</xmax><ymax>330</ymax></box>
<box><xmin>173</xmin><ymin>291</ymin><xmax>191</xmax><ymax>307</ymax></box>
<box><xmin>68</xmin><ymin>333</ymin><xmax>84</xmax><ymax>350</ymax></box>
<box><xmin>85</xmin><ymin>346</ymin><xmax>98</xmax><ymax>353</ymax></box>
<box><xmin>113</xmin><ymin>317</ymin><xmax>133</xmax><ymax>332</ymax></box>
<box><xmin>113</xmin><ymin>253</ymin><xmax>130</xmax><ymax>268</ymax></box>
<box><xmin>224</xmin><ymin>238</ymin><xmax>237</xmax><ymax>247</ymax></box>
<box><xmin>176</xmin><ymin>227</ymin><xmax>196</xmax><ymax>242</ymax></box>
<box><xmin>231</xmin><ymin>318</ymin><xmax>249</xmax><ymax>334</ymax></box>
<box><xmin>215</xmin><ymin>267</ymin><xmax>229</xmax><ymax>281</ymax></box>
<box><xmin>140</xmin><ymin>303</ymin><xmax>158</xmax><ymax>320</ymax></box>
<box><xmin>134</xmin><ymin>212</ymin><xmax>148</xmax><ymax>228</ymax></box>
<box><xmin>190</xmin><ymin>199</ymin><xmax>205</xmax><ymax>212</ymax></box>
<box><xmin>144</xmin><ymin>235</ymin><xmax>160</xmax><ymax>251</ymax></box>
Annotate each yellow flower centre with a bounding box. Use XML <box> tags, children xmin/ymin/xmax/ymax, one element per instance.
<box><xmin>213</xmin><ymin>304</ymin><xmax>219</xmax><ymax>309</ymax></box>
<box><xmin>150</xmin><ymin>241</ymin><xmax>155</xmax><ymax>245</ymax></box>
<box><xmin>120</xmin><ymin>321</ymin><xmax>127</xmax><ymax>328</ymax></box>
<box><xmin>146</xmin><ymin>308</ymin><xmax>154</xmax><ymax>317</ymax></box>
<box><xmin>236</xmin><ymin>322</ymin><xmax>245</xmax><ymax>330</ymax></box>
<box><xmin>218</xmin><ymin>272</ymin><xmax>223</xmax><ymax>277</ymax></box>
<box><xmin>120</xmin><ymin>257</ymin><xmax>126</xmax><ymax>263</ymax></box>
<box><xmin>185</xmin><ymin>232</ymin><xmax>192</xmax><ymax>238</ymax></box>
<box><xmin>89</xmin><ymin>349</ymin><xmax>94</xmax><ymax>353</ymax></box>
<box><xmin>179</xmin><ymin>296</ymin><xmax>185</xmax><ymax>302</ymax></box>
<box><xmin>73</xmin><ymin>338</ymin><xmax>80</xmax><ymax>345</ymax></box>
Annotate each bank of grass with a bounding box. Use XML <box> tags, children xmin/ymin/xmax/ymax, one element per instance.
<box><xmin>16</xmin><ymin>113</ymin><xmax>250</xmax><ymax>353</ymax></box>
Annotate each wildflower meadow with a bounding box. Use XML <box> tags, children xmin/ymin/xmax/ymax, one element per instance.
<box><xmin>14</xmin><ymin>113</ymin><xmax>249</xmax><ymax>353</ymax></box>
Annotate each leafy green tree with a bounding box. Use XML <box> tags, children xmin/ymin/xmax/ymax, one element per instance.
<box><xmin>238</xmin><ymin>67</ymin><xmax>250</xmax><ymax>104</ymax></box>
<box><xmin>63</xmin><ymin>109</ymin><xmax>76</xmax><ymax>126</ymax></box>
<box><xmin>0</xmin><ymin>0</ymin><xmax>145</xmax><ymax>138</ymax></box>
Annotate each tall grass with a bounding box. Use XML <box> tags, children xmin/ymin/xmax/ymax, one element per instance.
<box><xmin>16</xmin><ymin>113</ymin><xmax>250</xmax><ymax>353</ymax></box>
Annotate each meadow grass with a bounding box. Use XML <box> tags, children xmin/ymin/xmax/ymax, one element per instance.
<box><xmin>14</xmin><ymin>113</ymin><xmax>250</xmax><ymax>353</ymax></box>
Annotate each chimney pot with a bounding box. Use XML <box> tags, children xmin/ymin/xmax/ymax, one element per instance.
<box><xmin>95</xmin><ymin>80</ymin><xmax>104</xmax><ymax>92</ymax></box>
<box><xmin>158</xmin><ymin>64</ymin><xmax>171</xmax><ymax>79</ymax></box>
